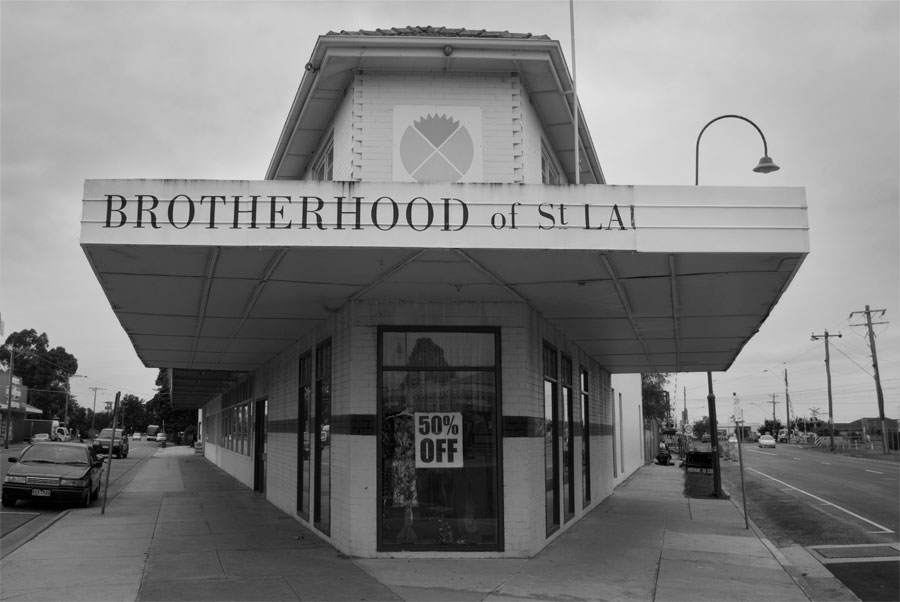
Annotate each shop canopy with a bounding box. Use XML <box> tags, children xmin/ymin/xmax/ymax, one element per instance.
<box><xmin>81</xmin><ymin>179</ymin><xmax>807</xmax><ymax>407</ymax></box>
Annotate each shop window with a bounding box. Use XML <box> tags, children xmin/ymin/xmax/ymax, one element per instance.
<box><xmin>312</xmin><ymin>139</ymin><xmax>333</xmax><ymax>181</ymax></box>
<box><xmin>378</xmin><ymin>328</ymin><xmax>501</xmax><ymax>551</ymax></box>
<box><xmin>543</xmin><ymin>343</ymin><xmax>560</xmax><ymax>535</ymax></box>
<box><xmin>541</xmin><ymin>142</ymin><xmax>560</xmax><ymax>185</ymax></box>
<box><xmin>297</xmin><ymin>352</ymin><xmax>312</xmax><ymax>520</ymax></box>
<box><xmin>314</xmin><ymin>340</ymin><xmax>332</xmax><ymax>535</ymax></box>
<box><xmin>561</xmin><ymin>354</ymin><xmax>575</xmax><ymax>522</ymax></box>
<box><xmin>580</xmin><ymin>367</ymin><xmax>591</xmax><ymax>507</ymax></box>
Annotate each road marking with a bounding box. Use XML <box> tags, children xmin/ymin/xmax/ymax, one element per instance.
<box><xmin>865</xmin><ymin>469</ymin><xmax>884</xmax><ymax>475</ymax></box>
<box><xmin>793</xmin><ymin>457</ymin><xmax>802</xmax><ymax>460</ymax></box>
<box><xmin>747</xmin><ymin>467</ymin><xmax>894</xmax><ymax>534</ymax></box>
<box><xmin>748</xmin><ymin>449</ymin><xmax>778</xmax><ymax>456</ymax></box>
<box><xmin>821</xmin><ymin>462</ymin><xmax>831</xmax><ymax>465</ymax></box>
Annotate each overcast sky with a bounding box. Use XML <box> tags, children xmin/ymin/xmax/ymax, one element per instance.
<box><xmin>1</xmin><ymin>0</ymin><xmax>897</xmax><ymax>426</ymax></box>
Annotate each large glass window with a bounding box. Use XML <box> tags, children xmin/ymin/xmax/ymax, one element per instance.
<box><xmin>297</xmin><ymin>352</ymin><xmax>312</xmax><ymax>520</ymax></box>
<box><xmin>581</xmin><ymin>367</ymin><xmax>591</xmax><ymax>507</ymax></box>
<box><xmin>314</xmin><ymin>340</ymin><xmax>332</xmax><ymax>535</ymax></box>
<box><xmin>379</xmin><ymin>329</ymin><xmax>500</xmax><ymax>551</ymax></box>
<box><xmin>561</xmin><ymin>354</ymin><xmax>575</xmax><ymax>522</ymax></box>
<box><xmin>543</xmin><ymin>343</ymin><xmax>560</xmax><ymax>535</ymax></box>
<box><xmin>218</xmin><ymin>402</ymin><xmax>252</xmax><ymax>456</ymax></box>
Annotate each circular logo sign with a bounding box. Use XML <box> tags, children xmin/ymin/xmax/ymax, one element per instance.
<box><xmin>399</xmin><ymin>114</ymin><xmax>474</xmax><ymax>182</ymax></box>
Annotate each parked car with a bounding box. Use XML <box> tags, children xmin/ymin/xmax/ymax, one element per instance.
<box><xmin>2</xmin><ymin>442</ymin><xmax>104</xmax><ymax>508</ymax></box>
<box><xmin>758</xmin><ymin>434</ymin><xmax>776</xmax><ymax>448</ymax></box>
<box><xmin>92</xmin><ymin>428</ymin><xmax>129</xmax><ymax>458</ymax></box>
<box><xmin>31</xmin><ymin>433</ymin><xmax>51</xmax><ymax>443</ymax></box>
<box><xmin>132</xmin><ymin>432</ymin><xmax>142</xmax><ymax>441</ymax></box>
<box><xmin>155</xmin><ymin>432</ymin><xmax>167</xmax><ymax>442</ymax></box>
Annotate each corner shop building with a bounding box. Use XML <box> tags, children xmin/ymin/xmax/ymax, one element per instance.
<box><xmin>80</xmin><ymin>27</ymin><xmax>808</xmax><ymax>557</ymax></box>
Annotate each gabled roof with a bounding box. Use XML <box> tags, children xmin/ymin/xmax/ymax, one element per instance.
<box><xmin>266</xmin><ymin>26</ymin><xmax>604</xmax><ymax>184</ymax></box>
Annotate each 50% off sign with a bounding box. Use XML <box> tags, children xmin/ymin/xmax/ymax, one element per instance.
<box><xmin>415</xmin><ymin>412</ymin><xmax>464</xmax><ymax>468</ymax></box>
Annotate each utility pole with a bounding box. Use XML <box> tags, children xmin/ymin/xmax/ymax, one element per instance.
<box><xmin>784</xmin><ymin>369</ymin><xmax>791</xmax><ymax>440</ymax></box>
<box><xmin>849</xmin><ymin>305</ymin><xmax>889</xmax><ymax>454</ymax></box>
<box><xmin>89</xmin><ymin>386</ymin><xmax>106</xmax><ymax>437</ymax></box>
<box><xmin>769</xmin><ymin>393</ymin><xmax>779</xmax><ymax>433</ymax></box>
<box><xmin>4</xmin><ymin>347</ymin><xmax>14</xmax><ymax>449</ymax></box>
<box><xmin>811</xmin><ymin>330</ymin><xmax>841</xmax><ymax>451</ymax></box>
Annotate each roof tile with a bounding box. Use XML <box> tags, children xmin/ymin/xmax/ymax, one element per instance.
<box><xmin>326</xmin><ymin>25</ymin><xmax>549</xmax><ymax>40</ymax></box>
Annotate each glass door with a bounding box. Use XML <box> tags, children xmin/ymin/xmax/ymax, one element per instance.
<box><xmin>378</xmin><ymin>329</ymin><xmax>501</xmax><ymax>551</ymax></box>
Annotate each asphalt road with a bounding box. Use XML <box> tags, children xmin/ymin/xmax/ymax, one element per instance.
<box><xmin>719</xmin><ymin>442</ymin><xmax>899</xmax><ymax>602</ymax></box>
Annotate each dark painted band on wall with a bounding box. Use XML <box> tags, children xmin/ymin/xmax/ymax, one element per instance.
<box><xmin>501</xmin><ymin>417</ymin><xmax>615</xmax><ymax>437</ymax></box>
<box><xmin>269</xmin><ymin>415</ymin><xmax>613</xmax><ymax>437</ymax></box>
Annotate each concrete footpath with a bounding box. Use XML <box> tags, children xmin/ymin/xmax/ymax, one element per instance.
<box><xmin>0</xmin><ymin>446</ymin><xmax>858</xmax><ymax>602</ymax></box>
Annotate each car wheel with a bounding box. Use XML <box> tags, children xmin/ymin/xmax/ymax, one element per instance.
<box><xmin>2</xmin><ymin>494</ymin><xmax>15</xmax><ymax>507</ymax></box>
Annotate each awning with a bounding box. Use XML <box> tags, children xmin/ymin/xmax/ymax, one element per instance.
<box><xmin>81</xmin><ymin>180</ymin><xmax>808</xmax><ymax>407</ymax></box>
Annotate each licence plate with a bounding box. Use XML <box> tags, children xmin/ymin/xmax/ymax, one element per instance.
<box><xmin>31</xmin><ymin>489</ymin><xmax>51</xmax><ymax>497</ymax></box>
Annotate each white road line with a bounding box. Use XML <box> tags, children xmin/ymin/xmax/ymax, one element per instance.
<box><xmin>747</xmin><ymin>467</ymin><xmax>894</xmax><ymax>534</ymax></box>
<box><xmin>865</xmin><ymin>469</ymin><xmax>884</xmax><ymax>475</ymax></box>
<box><xmin>821</xmin><ymin>462</ymin><xmax>831</xmax><ymax>465</ymax></box>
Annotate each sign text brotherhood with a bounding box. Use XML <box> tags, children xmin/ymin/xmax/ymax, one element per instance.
<box><xmin>82</xmin><ymin>180</ymin><xmax>637</xmax><ymax>250</ymax></box>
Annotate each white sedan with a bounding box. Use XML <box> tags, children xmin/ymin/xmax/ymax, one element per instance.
<box><xmin>758</xmin><ymin>434</ymin><xmax>776</xmax><ymax>448</ymax></box>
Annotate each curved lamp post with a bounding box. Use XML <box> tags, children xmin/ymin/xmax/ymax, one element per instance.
<box><xmin>694</xmin><ymin>114</ymin><xmax>780</xmax><ymax>497</ymax></box>
<box><xmin>695</xmin><ymin>114</ymin><xmax>779</xmax><ymax>185</ymax></box>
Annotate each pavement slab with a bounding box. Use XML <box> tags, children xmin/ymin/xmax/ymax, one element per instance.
<box><xmin>1</xmin><ymin>447</ymin><xmax>845</xmax><ymax>602</ymax></box>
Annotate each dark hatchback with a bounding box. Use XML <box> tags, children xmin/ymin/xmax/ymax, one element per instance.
<box><xmin>92</xmin><ymin>428</ymin><xmax>129</xmax><ymax>458</ymax></box>
<box><xmin>2</xmin><ymin>442</ymin><xmax>104</xmax><ymax>508</ymax></box>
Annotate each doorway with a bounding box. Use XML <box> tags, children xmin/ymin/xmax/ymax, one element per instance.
<box><xmin>254</xmin><ymin>399</ymin><xmax>267</xmax><ymax>493</ymax></box>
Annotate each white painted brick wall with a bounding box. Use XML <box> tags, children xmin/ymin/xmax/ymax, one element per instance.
<box><xmin>352</xmin><ymin>71</ymin><xmax>520</xmax><ymax>183</ymax></box>
<box><xmin>208</xmin><ymin>294</ymin><xmax>643</xmax><ymax>557</ymax></box>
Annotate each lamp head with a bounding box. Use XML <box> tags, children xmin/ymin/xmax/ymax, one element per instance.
<box><xmin>753</xmin><ymin>156</ymin><xmax>780</xmax><ymax>174</ymax></box>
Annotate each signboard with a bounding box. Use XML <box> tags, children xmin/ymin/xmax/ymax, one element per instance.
<box><xmin>81</xmin><ymin>180</ymin><xmax>808</xmax><ymax>255</ymax></box>
<box><xmin>415</xmin><ymin>412</ymin><xmax>463</xmax><ymax>468</ymax></box>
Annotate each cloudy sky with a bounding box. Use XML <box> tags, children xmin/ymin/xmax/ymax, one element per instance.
<box><xmin>2</xmin><ymin>0</ymin><xmax>897</xmax><ymax>426</ymax></box>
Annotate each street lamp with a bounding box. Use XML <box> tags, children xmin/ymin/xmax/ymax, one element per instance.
<box><xmin>695</xmin><ymin>114</ymin><xmax>779</xmax><ymax>186</ymax></box>
<box><xmin>695</xmin><ymin>114</ymin><xmax>780</xmax><ymax>498</ymax></box>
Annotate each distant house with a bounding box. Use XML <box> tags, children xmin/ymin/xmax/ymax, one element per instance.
<box><xmin>838</xmin><ymin>417</ymin><xmax>898</xmax><ymax>439</ymax></box>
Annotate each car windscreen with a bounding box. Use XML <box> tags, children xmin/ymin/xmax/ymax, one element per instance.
<box><xmin>21</xmin><ymin>445</ymin><xmax>89</xmax><ymax>465</ymax></box>
<box><xmin>98</xmin><ymin>429</ymin><xmax>124</xmax><ymax>438</ymax></box>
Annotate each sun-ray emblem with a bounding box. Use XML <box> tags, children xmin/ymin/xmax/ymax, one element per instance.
<box><xmin>399</xmin><ymin>113</ymin><xmax>475</xmax><ymax>182</ymax></box>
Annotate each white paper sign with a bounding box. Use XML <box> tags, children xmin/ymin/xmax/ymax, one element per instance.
<box><xmin>414</xmin><ymin>412</ymin><xmax>464</xmax><ymax>468</ymax></box>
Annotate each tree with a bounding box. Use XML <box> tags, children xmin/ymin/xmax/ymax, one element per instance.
<box><xmin>1</xmin><ymin>329</ymin><xmax>80</xmax><ymax>423</ymax></box>
<box><xmin>692</xmin><ymin>416</ymin><xmax>710</xmax><ymax>440</ymax></box>
<box><xmin>117</xmin><ymin>394</ymin><xmax>145</xmax><ymax>433</ymax></box>
<box><xmin>145</xmin><ymin>370</ymin><xmax>195</xmax><ymax>443</ymax></box>
<box><xmin>757</xmin><ymin>419</ymin><xmax>783</xmax><ymax>437</ymax></box>
<box><xmin>641</xmin><ymin>373</ymin><xmax>672</xmax><ymax>423</ymax></box>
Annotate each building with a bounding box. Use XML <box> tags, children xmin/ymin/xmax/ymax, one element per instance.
<box><xmin>0</xmin><ymin>372</ymin><xmax>41</xmax><ymax>445</ymax></box>
<box><xmin>80</xmin><ymin>26</ymin><xmax>809</xmax><ymax>557</ymax></box>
